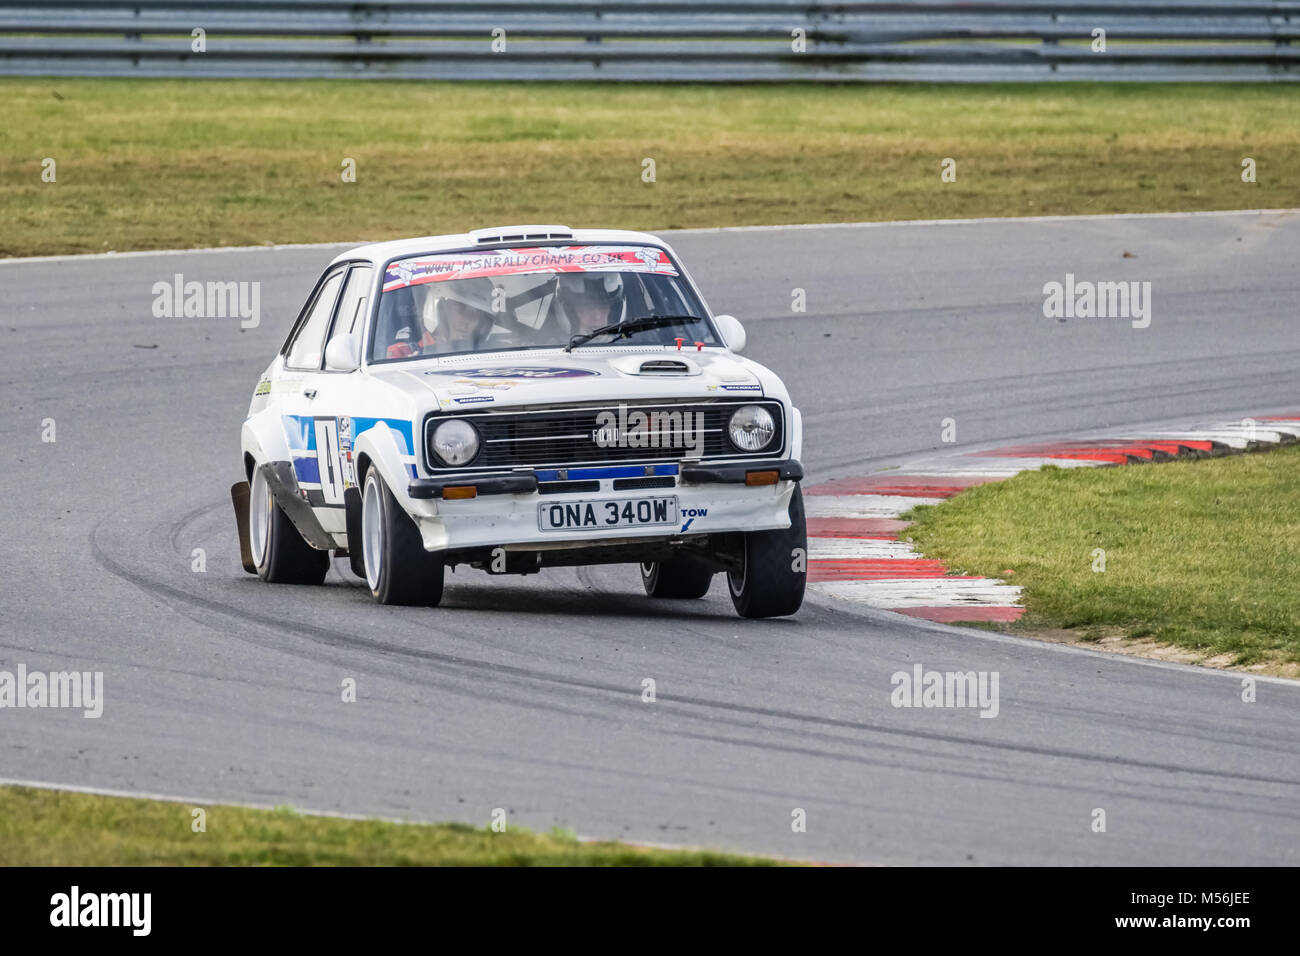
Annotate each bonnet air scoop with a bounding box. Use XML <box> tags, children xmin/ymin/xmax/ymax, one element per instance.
<box><xmin>638</xmin><ymin>359</ymin><xmax>693</xmax><ymax>375</ymax></box>
<box><xmin>606</xmin><ymin>354</ymin><xmax>702</xmax><ymax>376</ymax></box>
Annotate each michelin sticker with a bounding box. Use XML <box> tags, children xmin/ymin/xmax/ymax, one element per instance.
<box><xmin>427</xmin><ymin>367</ymin><xmax>600</xmax><ymax>379</ymax></box>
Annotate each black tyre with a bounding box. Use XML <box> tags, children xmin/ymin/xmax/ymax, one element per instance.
<box><xmin>249</xmin><ymin>467</ymin><xmax>330</xmax><ymax>585</ymax></box>
<box><xmin>361</xmin><ymin>468</ymin><xmax>444</xmax><ymax>607</ymax></box>
<box><xmin>640</xmin><ymin>555</ymin><xmax>714</xmax><ymax>599</ymax></box>
<box><xmin>728</xmin><ymin>486</ymin><xmax>807</xmax><ymax>619</ymax></box>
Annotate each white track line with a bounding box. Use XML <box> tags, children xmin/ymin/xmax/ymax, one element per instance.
<box><xmin>0</xmin><ymin>240</ymin><xmax>358</xmax><ymax>265</ymax></box>
<box><xmin>4</xmin><ymin>209</ymin><xmax>1294</xmax><ymax>264</ymax></box>
<box><xmin>0</xmin><ymin>775</ymin><xmax>417</xmax><ymax>824</ymax></box>
<box><xmin>1115</xmin><ymin>434</ymin><xmax>1284</xmax><ymax>449</ymax></box>
<box><xmin>897</xmin><ymin>457</ymin><xmax>1109</xmax><ymax>475</ymax></box>
<box><xmin>671</xmin><ymin>207</ymin><xmax>1298</xmax><ymax>236</ymax></box>
<box><xmin>820</xmin><ymin>596</ymin><xmax>1300</xmax><ymax>687</ymax></box>
<box><xmin>1115</xmin><ymin>424</ymin><xmax>1300</xmax><ymax>444</ymax></box>
<box><xmin>1175</xmin><ymin>423</ymin><xmax>1295</xmax><ymax>440</ymax></box>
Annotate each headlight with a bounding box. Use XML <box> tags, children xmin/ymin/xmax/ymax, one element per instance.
<box><xmin>727</xmin><ymin>404</ymin><xmax>775</xmax><ymax>452</ymax></box>
<box><xmin>431</xmin><ymin>419</ymin><xmax>481</xmax><ymax>466</ymax></box>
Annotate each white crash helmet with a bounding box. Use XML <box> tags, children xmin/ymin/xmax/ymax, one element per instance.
<box><xmin>555</xmin><ymin>272</ymin><xmax>625</xmax><ymax>330</ymax></box>
<box><xmin>422</xmin><ymin>277</ymin><xmax>497</xmax><ymax>343</ymax></box>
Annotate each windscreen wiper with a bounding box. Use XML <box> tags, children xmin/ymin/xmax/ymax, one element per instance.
<box><xmin>565</xmin><ymin>314</ymin><xmax>705</xmax><ymax>352</ymax></box>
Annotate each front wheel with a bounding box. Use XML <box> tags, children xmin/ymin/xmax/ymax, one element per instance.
<box><xmin>361</xmin><ymin>468</ymin><xmax>444</xmax><ymax>606</ymax></box>
<box><xmin>249</xmin><ymin>467</ymin><xmax>330</xmax><ymax>585</ymax></box>
<box><xmin>728</xmin><ymin>486</ymin><xmax>806</xmax><ymax>619</ymax></box>
<box><xmin>641</xmin><ymin>555</ymin><xmax>714</xmax><ymax>599</ymax></box>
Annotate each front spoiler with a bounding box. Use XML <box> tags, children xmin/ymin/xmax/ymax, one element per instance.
<box><xmin>408</xmin><ymin>458</ymin><xmax>803</xmax><ymax>499</ymax></box>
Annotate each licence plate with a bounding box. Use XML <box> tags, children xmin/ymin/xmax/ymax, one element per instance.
<box><xmin>538</xmin><ymin>496</ymin><xmax>678</xmax><ymax>532</ymax></box>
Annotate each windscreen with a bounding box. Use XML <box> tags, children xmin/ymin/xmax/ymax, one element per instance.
<box><xmin>370</xmin><ymin>245</ymin><xmax>717</xmax><ymax>362</ymax></box>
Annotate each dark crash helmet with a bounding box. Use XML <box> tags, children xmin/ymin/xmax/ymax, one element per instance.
<box><xmin>555</xmin><ymin>272</ymin><xmax>625</xmax><ymax>331</ymax></box>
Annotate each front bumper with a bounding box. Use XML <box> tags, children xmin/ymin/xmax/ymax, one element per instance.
<box><xmin>405</xmin><ymin>459</ymin><xmax>802</xmax><ymax>553</ymax></box>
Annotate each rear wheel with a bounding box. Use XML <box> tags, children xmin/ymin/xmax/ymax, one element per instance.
<box><xmin>361</xmin><ymin>468</ymin><xmax>444</xmax><ymax>606</ymax></box>
<box><xmin>728</xmin><ymin>486</ymin><xmax>806</xmax><ymax>619</ymax></box>
<box><xmin>249</xmin><ymin>467</ymin><xmax>330</xmax><ymax>585</ymax></box>
<box><xmin>640</xmin><ymin>555</ymin><xmax>714</xmax><ymax>599</ymax></box>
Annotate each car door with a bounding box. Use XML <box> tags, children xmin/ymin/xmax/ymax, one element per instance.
<box><xmin>278</xmin><ymin>265</ymin><xmax>348</xmax><ymax>516</ymax></box>
<box><xmin>311</xmin><ymin>264</ymin><xmax>375</xmax><ymax>510</ymax></box>
<box><xmin>283</xmin><ymin>264</ymin><xmax>376</xmax><ymax>532</ymax></box>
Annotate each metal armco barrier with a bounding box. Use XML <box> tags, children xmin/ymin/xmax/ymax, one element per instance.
<box><xmin>1</xmin><ymin>1</ymin><xmax>1297</xmax><ymax>82</ymax></box>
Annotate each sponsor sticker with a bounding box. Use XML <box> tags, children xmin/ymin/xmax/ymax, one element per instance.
<box><xmin>384</xmin><ymin>245</ymin><xmax>678</xmax><ymax>291</ymax></box>
<box><xmin>270</xmin><ymin>377</ymin><xmax>302</xmax><ymax>394</ymax></box>
<box><xmin>427</xmin><ymin>366</ymin><xmax>599</xmax><ymax>379</ymax></box>
<box><xmin>681</xmin><ymin>506</ymin><xmax>708</xmax><ymax>532</ymax></box>
<box><xmin>454</xmin><ymin>378</ymin><xmax>517</xmax><ymax>390</ymax></box>
<box><xmin>337</xmin><ymin>416</ymin><xmax>356</xmax><ymax>487</ymax></box>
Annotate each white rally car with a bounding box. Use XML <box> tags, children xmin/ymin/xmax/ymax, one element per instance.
<box><xmin>232</xmin><ymin>225</ymin><xmax>806</xmax><ymax>618</ymax></box>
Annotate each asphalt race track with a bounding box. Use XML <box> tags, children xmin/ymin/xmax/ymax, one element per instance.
<box><xmin>2</xmin><ymin>210</ymin><xmax>1298</xmax><ymax>865</ymax></box>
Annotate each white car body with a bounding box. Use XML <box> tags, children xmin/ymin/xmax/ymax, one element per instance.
<box><xmin>236</xmin><ymin>225</ymin><xmax>806</xmax><ymax>616</ymax></box>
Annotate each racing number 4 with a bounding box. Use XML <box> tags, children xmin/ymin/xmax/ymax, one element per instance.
<box><xmin>313</xmin><ymin>418</ymin><xmax>346</xmax><ymax>506</ymax></box>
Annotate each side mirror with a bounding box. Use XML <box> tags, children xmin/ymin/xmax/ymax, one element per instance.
<box><xmin>714</xmin><ymin>314</ymin><xmax>746</xmax><ymax>353</ymax></box>
<box><xmin>324</xmin><ymin>333</ymin><xmax>361</xmax><ymax>371</ymax></box>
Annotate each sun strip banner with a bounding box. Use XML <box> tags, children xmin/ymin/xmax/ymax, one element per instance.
<box><xmin>383</xmin><ymin>245</ymin><xmax>679</xmax><ymax>291</ymax></box>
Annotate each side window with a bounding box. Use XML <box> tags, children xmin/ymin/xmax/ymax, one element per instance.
<box><xmin>328</xmin><ymin>265</ymin><xmax>374</xmax><ymax>342</ymax></box>
<box><xmin>285</xmin><ymin>269</ymin><xmax>345</xmax><ymax>370</ymax></box>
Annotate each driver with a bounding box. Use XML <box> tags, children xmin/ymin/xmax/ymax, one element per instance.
<box><xmin>555</xmin><ymin>273</ymin><xmax>625</xmax><ymax>336</ymax></box>
<box><xmin>386</xmin><ymin>278</ymin><xmax>497</xmax><ymax>358</ymax></box>
<box><xmin>429</xmin><ymin>278</ymin><xmax>498</xmax><ymax>354</ymax></box>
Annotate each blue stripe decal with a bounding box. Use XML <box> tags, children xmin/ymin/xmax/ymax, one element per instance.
<box><xmin>293</xmin><ymin>456</ymin><xmax>321</xmax><ymax>483</ymax></box>
<box><xmin>283</xmin><ymin>415</ymin><xmax>414</xmax><ymax>456</ymax></box>
<box><xmin>353</xmin><ymin>417</ymin><xmax>415</xmax><ymax>456</ymax></box>
<box><xmin>534</xmin><ymin>464</ymin><xmax>680</xmax><ymax>482</ymax></box>
<box><xmin>407</xmin><ymin>464</ymin><xmax>418</xmax><ymax>479</ymax></box>
<box><xmin>284</xmin><ymin>414</ymin><xmax>315</xmax><ymax>451</ymax></box>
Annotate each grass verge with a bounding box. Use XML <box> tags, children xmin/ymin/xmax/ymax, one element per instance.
<box><xmin>902</xmin><ymin>446</ymin><xmax>1300</xmax><ymax>672</ymax></box>
<box><xmin>0</xmin><ymin>785</ymin><xmax>774</xmax><ymax>865</ymax></box>
<box><xmin>2</xmin><ymin>80</ymin><xmax>1298</xmax><ymax>256</ymax></box>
